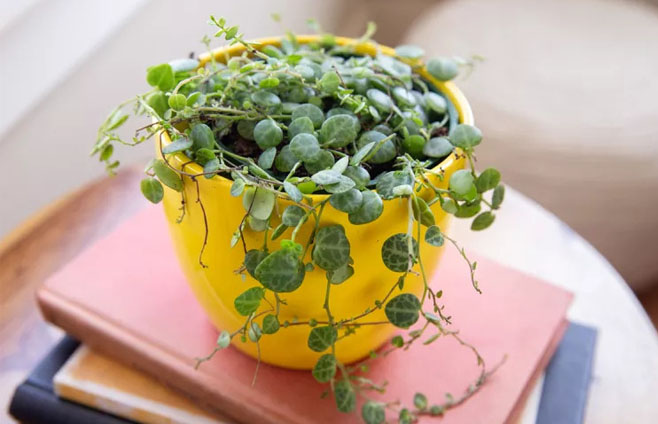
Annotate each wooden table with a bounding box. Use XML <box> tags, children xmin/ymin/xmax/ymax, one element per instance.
<box><xmin>2</xmin><ymin>168</ymin><xmax>657</xmax><ymax>423</ymax></box>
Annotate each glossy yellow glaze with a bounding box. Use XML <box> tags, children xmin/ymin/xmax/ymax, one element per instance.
<box><xmin>159</xmin><ymin>36</ymin><xmax>472</xmax><ymax>369</ymax></box>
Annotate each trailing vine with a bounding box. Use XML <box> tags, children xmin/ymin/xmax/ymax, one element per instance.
<box><xmin>92</xmin><ymin>16</ymin><xmax>505</xmax><ymax>424</ymax></box>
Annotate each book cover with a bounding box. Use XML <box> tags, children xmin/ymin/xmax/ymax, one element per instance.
<box><xmin>54</xmin><ymin>344</ymin><xmax>224</xmax><ymax>424</ymax></box>
<box><xmin>37</xmin><ymin>206</ymin><xmax>573</xmax><ymax>423</ymax></box>
<box><xmin>8</xmin><ymin>336</ymin><xmax>132</xmax><ymax>424</ymax></box>
<box><xmin>53</xmin><ymin>343</ymin><xmax>548</xmax><ymax>424</ymax></box>
<box><xmin>536</xmin><ymin>323</ymin><xmax>597</xmax><ymax>424</ymax></box>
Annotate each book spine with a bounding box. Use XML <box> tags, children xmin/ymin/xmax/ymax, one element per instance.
<box><xmin>37</xmin><ymin>288</ymin><xmax>283</xmax><ymax>424</ymax></box>
<box><xmin>9</xmin><ymin>381</ymin><xmax>130</xmax><ymax>424</ymax></box>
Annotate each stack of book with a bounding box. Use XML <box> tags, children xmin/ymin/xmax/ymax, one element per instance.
<box><xmin>9</xmin><ymin>207</ymin><xmax>597</xmax><ymax>423</ymax></box>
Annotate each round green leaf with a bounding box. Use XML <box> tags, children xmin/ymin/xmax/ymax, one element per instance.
<box><xmin>376</xmin><ymin>171</ymin><xmax>414</xmax><ymax>200</ymax></box>
<box><xmin>274</xmin><ymin>145</ymin><xmax>297</xmax><ymax>173</ymax></box>
<box><xmin>348</xmin><ymin>191</ymin><xmax>383</xmax><ymax>225</ymax></box>
<box><xmin>423</xmin><ymin>137</ymin><xmax>453</xmax><ymax>158</ymax></box>
<box><xmin>367</xmin><ymin>89</ymin><xmax>394</xmax><ymax>113</ymax></box>
<box><xmin>162</xmin><ymin>137</ymin><xmax>192</xmax><ymax>154</ymax></box>
<box><xmin>291</xmin><ymin>103</ymin><xmax>325</xmax><ymax>128</ymax></box>
<box><xmin>449</xmin><ymin>170</ymin><xmax>475</xmax><ymax>197</ymax></box>
<box><xmin>258</xmin><ymin>147</ymin><xmax>277</xmax><ymax>169</ymax></box>
<box><xmin>254</xmin><ymin>119</ymin><xmax>283</xmax><ymax>149</ymax></box>
<box><xmin>259</xmin><ymin>77</ymin><xmax>280</xmax><ymax>88</ymax></box>
<box><xmin>282</xmin><ymin>205</ymin><xmax>306</xmax><ymax>227</ymax></box>
<box><xmin>471</xmin><ymin>211</ymin><xmax>495</xmax><ymax>231</ymax></box>
<box><xmin>304</xmin><ymin>150</ymin><xmax>335</xmax><ymax>174</ymax></box>
<box><xmin>254</xmin><ymin>249</ymin><xmax>305</xmax><ymax>292</ymax></box>
<box><xmin>381</xmin><ymin>233</ymin><xmax>418</xmax><ymax>272</ymax></box>
<box><xmin>230</xmin><ymin>178</ymin><xmax>245</xmax><ymax>197</ymax></box>
<box><xmin>288</xmin><ymin>116</ymin><xmax>314</xmax><ymax>139</ymax></box>
<box><xmin>307</xmin><ymin>325</ymin><xmax>337</xmax><ymax>352</ymax></box>
<box><xmin>146</xmin><ymin>63</ymin><xmax>175</xmax><ymax>91</ymax></box>
<box><xmin>244</xmin><ymin>249</ymin><xmax>268</xmax><ymax>278</ymax></box>
<box><xmin>424</xmin><ymin>92</ymin><xmax>447</xmax><ymax>114</ymax></box>
<box><xmin>168</xmin><ymin>93</ymin><xmax>187</xmax><ymax>111</ymax></box>
<box><xmin>146</xmin><ymin>92</ymin><xmax>168</xmax><ymax>118</ymax></box>
<box><xmin>362</xmin><ymin>401</ymin><xmax>386</xmax><ymax>424</ymax></box>
<box><xmin>242</xmin><ymin>187</ymin><xmax>276</xmax><ymax>220</ymax></box>
<box><xmin>311</xmin><ymin>169</ymin><xmax>341</xmax><ymax>186</ymax></box>
<box><xmin>329</xmin><ymin>189</ymin><xmax>363</xmax><ymax>213</ymax></box>
<box><xmin>392</xmin><ymin>86</ymin><xmax>417</xmax><ymax>107</ymax></box>
<box><xmin>189</xmin><ymin>123</ymin><xmax>215</xmax><ymax>151</ymax></box>
<box><xmin>320</xmin><ymin>71</ymin><xmax>340</xmax><ymax>93</ymax></box>
<box><xmin>216</xmin><ymin>330</ymin><xmax>231</xmax><ymax>348</ymax></box>
<box><xmin>475</xmin><ymin>168</ymin><xmax>501</xmax><ymax>193</ymax></box>
<box><xmin>455</xmin><ymin>201</ymin><xmax>482</xmax><ymax>218</ymax></box>
<box><xmin>334</xmin><ymin>380</ymin><xmax>356</xmax><ymax>413</ymax></box>
<box><xmin>312</xmin><ymin>225</ymin><xmax>351</xmax><ymax>271</ymax></box>
<box><xmin>414</xmin><ymin>393</ymin><xmax>428</xmax><ymax>410</ymax></box>
<box><xmin>327</xmin><ymin>264</ymin><xmax>354</xmax><ymax>285</ymax></box>
<box><xmin>153</xmin><ymin>160</ymin><xmax>182</xmax><ymax>192</ymax></box>
<box><xmin>140</xmin><ymin>177</ymin><xmax>164</xmax><ymax>204</ymax></box>
<box><xmin>320</xmin><ymin>115</ymin><xmax>358</xmax><ymax>148</ymax></box>
<box><xmin>237</xmin><ymin>120</ymin><xmax>256</xmax><ymax>140</ymax></box>
<box><xmin>290</xmin><ymin>133</ymin><xmax>321</xmax><ymax>162</ymax></box>
<box><xmin>402</xmin><ymin>135</ymin><xmax>426</xmax><ymax>158</ymax></box>
<box><xmin>251</xmin><ymin>90</ymin><xmax>281</xmax><ymax>107</ymax></box>
<box><xmin>234</xmin><ymin>287</ymin><xmax>264</xmax><ymax>316</ymax></box>
<box><xmin>324</xmin><ymin>176</ymin><xmax>356</xmax><ymax>194</ymax></box>
<box><xmin>426</xmin><ymin>57</ymin><xmax>458</xmax><ymax>81</ymax></box>
<box><xmin>385</xmin><ymin>293</ymin><xmax>421</xmax><ymax>328</ymax></box>
<box><xmin>262</xmin><ymin>314</ymin><xmax>280</xmax><ymax>334</ymax></box>
<box><xmin>441</xmin><ymin>198</ymin><xmax>458</xmax><ymax>214</ymax></box>
<box><xmin>357</xmin><ymin>131</ymin><xmax>396</xmax><ymax>164</ymax></box>
<box><xmin>425</xmin><ymin>225</ymin><xmax>444</xmax><ymax>247</ymax></box>
<box><xmin>312</xmin><ymin>354</ymin><xmax>337</xmax><ymax>383</ymax></box>
<box><xmin>449</xmin><ymin>124</ymin><xmax>482</xmax><ymax>151</ymax></box>
<box><xmin>343</xmin><ymin>166</ymin><xmax>370</xmax><ymax>189</ymax></box>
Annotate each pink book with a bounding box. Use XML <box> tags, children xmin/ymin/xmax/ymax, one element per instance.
<box><xmin>37</xmin><ymin>206</ymin><xmax>572</xmax><ymax>424</ymax></box>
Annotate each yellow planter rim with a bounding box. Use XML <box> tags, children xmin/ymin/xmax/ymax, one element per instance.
<box><xmin>160</xmin><ymin>35</ymin><xmax>473</xmax><ymax>199</ymax></box>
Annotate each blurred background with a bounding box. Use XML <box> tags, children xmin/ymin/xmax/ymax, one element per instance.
<box><xmin>1</xmin><ymin>0</ymin><xmax>657</xmax><ymax>309</ymax></box>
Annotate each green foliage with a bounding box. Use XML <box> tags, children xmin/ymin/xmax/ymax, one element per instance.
<box><xmin>234</xmin><ymin>287</ymin><xmax>264</xmax><ymax>316</ymax></box>
<box><xmin>94</xmin><ymin>15</ymin><xmax>504</xmax><ymax>423</ymax></box>
<box><xmin>425</xmin><ymin>225</ymin><xmax>445</xmax><ymax>247</ymax></box>
<box><xmin>334</xmin><ymin>380</ymin><xmax>356</xmax><ymax>413</ymax></box>
<box><xmin>382</xmin><ymin>234</ymin><xmax>418</xmax><ymax>272</ymax></box>
<box><xmin>312</xmin><ymin>354</ymin><xmax>337</xmax><ymax>382</ymax></box>
<box><xmin>312</xmin><ymin>225</ymin><xmax>351</xmax><ymax>271</ymax></box>
<box><xmin>362</xmin><ymin>401</ymin><xmax>386</xmax><ymax>424</ymax></box>
<box><xmin>153</xmin><ymin>160</ymin><xmax>183</xmax><ymax>191</ymax></box>
<box><xmin>308</xmin><ymin>325</ymin><xmax>337</xmax><ymax>352</ymax></box>
<box><xmin>146</xmin><ymin>63</ymin><xmax>174</xmax><ymax>91</ymax></box>
<box><xmin>262</xmin><ymin>314</ymin><xmax>280</xmax><ymax>334</ymax></box>
<box><xmin>140</xmin><ymin>177</ymin><xmax>163</xmax><ymax>203</ymax></box>
<box><xmin>385</xmin><ymin>293</ymin><xmax>421</xmax><ymax>328</ymax></box>
<box><xmin>254</xmin><ymin>248</ymin><xmax>305</xmax><ymax>292</ymax></box>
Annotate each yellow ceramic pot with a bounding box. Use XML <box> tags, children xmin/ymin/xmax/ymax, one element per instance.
<box><xmin>159</xmin><ymin>36</ymin><xmax>472</xmax><ymax>370</ymax></box>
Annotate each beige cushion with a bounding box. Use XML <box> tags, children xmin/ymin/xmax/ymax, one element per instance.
<box><xmin>404</xmin><ymin>0</ymin><xmax>658</xmax><ymax>290</ymax></box>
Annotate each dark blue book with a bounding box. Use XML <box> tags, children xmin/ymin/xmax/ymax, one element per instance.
<box><xmin>536</xmin><ymin>322</ymin><xmax>597</xmax><ymax>424</ymax></box>
<box><xmin>8</xmin><ymin>336</ymin><xmax>134</xmax><ymax>424</ymax></box>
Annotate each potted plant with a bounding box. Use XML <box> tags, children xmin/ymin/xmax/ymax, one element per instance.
<box><xmin>93</xmin><ymin>16</ymin><xmax>504</xmax><ymax>423</ymax></box>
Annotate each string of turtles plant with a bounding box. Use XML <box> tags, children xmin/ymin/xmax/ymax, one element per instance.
<box><xmin>92</xmin><ymin>16</ymin><xmax>505</xmax><ymax>424</ymax></box>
